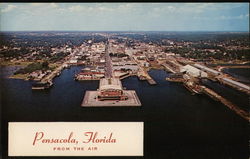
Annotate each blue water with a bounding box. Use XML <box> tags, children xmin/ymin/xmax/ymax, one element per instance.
<box><xmin>1</xmin><ymin>67</ymin><xmax>249</xmax><ymax>159</ymax></box>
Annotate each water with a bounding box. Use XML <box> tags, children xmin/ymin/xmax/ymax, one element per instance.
<box><xmin>223</xmin><ymin>68</ymin><xmax>250</xmax><ymax>83</ymax></box>
<box><xmin>1</xmin><ymin>67</ymin><xmax>249</xmax><ymax>159</ymax></box>
<box><xmin>202</xmin><ymin>79</ymin><xmax>249</xmax><ymax>112</ymax></box>
<box><xmin>0</xmin><ymin>65</ymin><xmax>24</xmax><ymax>78</ymax></box>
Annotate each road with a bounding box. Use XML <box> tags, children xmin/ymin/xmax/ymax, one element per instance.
<box><xmin>105</xmin><ymin>38</ymin><xmax>113</xmax><ymax>78</ymax></box>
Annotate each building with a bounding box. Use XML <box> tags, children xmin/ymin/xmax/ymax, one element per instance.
<box><xmin>75</xmin><ymin>72</ymin><xmax>104</xmax><ymax>80</ymax></box>
<box><xmin>193</xmin><ymin>63</ymin><xmax>221</xmax><ymax>76</ymax></box>
<box><xmin>180</xmin><ymin>65</ymin><xmax>207</xmax><ymax>78</ymax></box>
<box><xmin>112</xmin><ymin>61</ymin><xmax>139</xmax><ymax>73</ymax></box>
<box><xmin>97</xmin><ymin>78</ymin><xmax>128</xmax><ymax>101</ymax></box>
<box><xmin>221</xmin><ymin>77</ymin><xmax>250</xmax><ymax>92</ymax></box>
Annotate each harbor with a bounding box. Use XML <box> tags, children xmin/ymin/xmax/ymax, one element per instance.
<box><xmin>25</xmin><ymin>37</ymin><xmax>250</xmax><ymax>119</ymax></box>
<box><xmin>81</xmin><ymin>39</ymin><xmax>142</xmax><ymax>107</ymax></box>
<box><xmin>159</xmin><ymin>57</ymin><xmax>250</xmax><ymax>121</ymax></box>
<box><xmin>81</xmin><ymin>90</ymin><xmax>141</xmax><ymax>107</ymax></box>
<box><xmin>2</xmin><ymin>65</ymin><xmax>249</xmax><ymax>159</ymax></box>
<box><xmin>1</xmin><ymin>4</ymin><xmax>249</xmax><ymax>158</ymax></box>
<box><xmin>202</xmin><ymin>87</ymin><xmax>249</xmax><ymax>121</ymax></box>
<box><xmin>31</xmin><ymin>63</ymin><xmax>69</xmax><ymax>90</ymax></box>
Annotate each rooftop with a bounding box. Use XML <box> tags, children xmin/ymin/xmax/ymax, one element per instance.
<box><xmin>99</xmin><ymin>78</ymin><xmax>123</xmax><ymax>90</ymax></box>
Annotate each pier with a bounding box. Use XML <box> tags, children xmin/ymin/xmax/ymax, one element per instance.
<box><xmin>162</xmin><ymin>63</ymin><xmax>176</xmax><ymax>73</ymax></box>
<box><xmin>147</xmin><ymin>79</ymin><xmax>157</xmax><ymax>85</ymax></box>
<box><xmin>40</xmin><ymin>63</ymin><xmax>66</xmax><ymax>83</ymax></box>
<box><xmin>81</xmin><ymin>38</ymin><xmax>142</xmax><ymax>107</ymax></box>
<box><xmin>161</xmin><ymin>59</ymin><xmax>250</xmax><ymax>120</ymax></box>
<box><xmin>217</xmin><ymin>77</ymin><xmax>250</xmax><ymax>95</ymax></box>
<box><xmin>81</xmin><ymin>90</ymin><xmax>141</xmax><ymax>107</ymax></box>
<box><xmin>202</xmin><ymin>87</ymin><xmax>250</xmax><ymax>121</ymax></box>
<box><xmin>32</xmin><ymin>63</ymin><xmax>68</xmax><ymax>90</ymax></box>
<box><xmin>137</xmin><ymin>68</ymin><xmax>157</xmax><ymax>85</ymax></box>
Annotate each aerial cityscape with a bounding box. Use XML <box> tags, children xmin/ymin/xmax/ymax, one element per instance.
<box><xmin>1</xmin><ymin>31</ymin><xmax>249</xmax><ymax>119</ymax></box>
<box><xmin>1</xmin><ymin>2</ymin><xmax>249</xmax><ymax>159</ymax></box>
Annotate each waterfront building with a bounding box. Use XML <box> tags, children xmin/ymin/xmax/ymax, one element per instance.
<box><xmin>97</xmin><ymin>78</ymin><xmax>128</xmax><ymax>101</ymax></box>
<box><xmin>193</xmin><ymin>63</ymin><xmax>221</xmax><ymax>76</ymax></box>
<box><xmin>75</xmin><ymin>72</ymin><xmax>104</xmax><ymax>80</ymax></box>
<box><xmin>180</xmin><ymin>65</ymin><xmax>208</xmax><ymax>78</ymax></box>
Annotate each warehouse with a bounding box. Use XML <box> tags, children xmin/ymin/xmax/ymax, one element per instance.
<box><xmin>180</xmin><ymin>65</ymin><xmax>207</xmax><ymax>78</ymax></box>
<box><xmin>194</xmin><ymin>63</ymin><xmax>220</xmax><ymax>76</ymax></box>
<box><xmin>222</xmin><ymin>78</ymin><xmax>250</xmax><ymax>91</ymax></box>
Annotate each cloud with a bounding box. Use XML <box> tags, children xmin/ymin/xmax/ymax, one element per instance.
<box><xmin>69</xmin><ymin>5</ymin><xmax>83</xmax><ymax>12</ymax></box>
<box><xmin>193</xmin><ymin>14</ymin><xmax>249</xmax><ymax>20</ymax></box>
<box><xmin>218</xmin><ymin>14</ymin><xmax>249</xmax><ymax>20</ymax></box>
<box><xmin>117</xmin><ymin>3</ymin><xmax>135</xmax><ymax>11</ymax></box>
<box><xmin>1</xmin><ymin>3</ymin><xmax>249</xmax><ymax>31</ymax></box>
<box><xmin>1</xmin><ymin>4</ymin><xmax>17</xmax><ymax>13</ymax></box>
<box><xmin>49</xmin><ymin>3</ymin><xmax>58</xmax><ymax>8</ymax></box>
<box><xmin>29</xmin><ymin>3</ymin><xmax>43</xmax><ymax>6</ymax></box>
<box><xmin>68</xmin><ymin>3</ymin><xmax>137</xmax><ymax>13</ymax></box>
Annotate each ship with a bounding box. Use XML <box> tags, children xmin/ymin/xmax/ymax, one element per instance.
<box><xmin>32</xmin><ymin>81</ymin><xmax>53</xmax><ymax>90</ymax></box>
<box><xmin>183</xmin><ymin>81</ymin><xmax>203</xmax><ymax>95</ymax></box>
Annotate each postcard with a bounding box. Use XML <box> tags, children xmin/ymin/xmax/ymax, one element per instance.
<box><xmin>0</xmin><ymin>2</ymin><xmax>249</xmax><ymax>159</ymax></box>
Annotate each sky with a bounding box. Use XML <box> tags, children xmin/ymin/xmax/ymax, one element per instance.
<box><xmin>0</xmin><ymin>3</ymin><xmax>249</xmax><ymax>32</ymax></box>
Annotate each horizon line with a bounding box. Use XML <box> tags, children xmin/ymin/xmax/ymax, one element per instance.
<box><xmin>0</xmin><ymin>30</ymin><xmax>249</xmax><ymax>32</ymax></box>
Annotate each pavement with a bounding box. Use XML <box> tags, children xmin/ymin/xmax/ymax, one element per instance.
<box><xmin>81</xmin><ymin>90</ymin><xmax>141</xmax><ymax>107</ymax></box>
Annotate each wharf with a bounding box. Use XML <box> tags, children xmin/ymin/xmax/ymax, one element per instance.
<box><xmin>119</xmin><ymin>74</ymin><xmax>133</xmax><ymax>80</ymax></box>
<box><xmin>162</xmin><ymin>64</ymin><xmax>177</xmax><ymax>73</ymax></box>
<box><xmin>137</xmin><ymin>68</ymin><xmax>157</xmax><ymax>85</ymax></box>
<box><xmin>32</xmin><ymin>63</ymin><xmax>69</xmax><ymax>90</ymax></box>
<box><xmin>40</xmin><ymin>63</ymin><xmax>67</xmax><ymax>84</ymax></box>
<box><xmin>81</xmin><ymin>90</ymin><xmax>141</xmax><ymax>107</ymax></box>
<box><xmin>147</xmin><ymin>78</ymin><xmax>157</xmax><ymax>85</ymax></box>
<box><xmin>217</xmin><ymin>77</ymin><xmax>250</xmax><ymax>95</ymax></box>
<box><xmin>166</xmin><ymin>77</ymin><xmax>184</xmax><ymax>83</ymax></box>
<box><xmin>202</xmin><ymin>87</ymin><xmax>250</xmax><ymax>121</ymax></box>
<box><xmin>81</xmin><ymin>38</ymin><xmax>142</xmax><ymax>107</ymax></box>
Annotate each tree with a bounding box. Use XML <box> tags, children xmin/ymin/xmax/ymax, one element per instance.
<box><xmin>42</xmin><ymin>61</ymin><xmax>49</xmax><ymax>68</ymax></box>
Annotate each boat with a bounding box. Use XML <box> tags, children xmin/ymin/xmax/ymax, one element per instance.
<box><xmin>183</xmin><ymin>81</ymin><xmax>203</xmax><ymax>95</ymax></box>
<box><xmin>32</xmin><ymin>81</ymin><xmax>53</xmax><ymax>90</ymax></box>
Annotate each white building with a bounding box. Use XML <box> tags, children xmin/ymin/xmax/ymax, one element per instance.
<box><xmin>112</xmin><ymin>62</ymin><xmax>139</xmax><ymax>72</ymax></box>
<box><xmin>180</xmin><ymin>65</ymin><xmax>207</xmax><ymax>78</ymax></box>
<box><xmin>193</xmin><ymin>63</ymin><xmax>221</xmax><ymax>76</ymax></box>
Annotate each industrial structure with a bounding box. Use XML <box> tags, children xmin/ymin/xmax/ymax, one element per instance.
<box><xmin>180</xmin><ymin>65</ymin><xmax>208</xmax><ymax>78</ymax></box>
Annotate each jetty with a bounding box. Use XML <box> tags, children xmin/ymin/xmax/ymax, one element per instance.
<box><xmin>137</xmin><ymin>68</ymin><xmax>157</xmax><ymax>85</ymax></box>
<box><xmin>81</xmin><ymin>38</ymin><xmax>142</xmax><ymax>107</ymax></box>
<box><xmin>202</xmin><ymin>87</ymin><xmax>250</xmax><ymax>121</ymax></box>
<box><xmin>32</xmin><ymin>63</ymin><xmax>68</xmax><ymax>90</ymax></box>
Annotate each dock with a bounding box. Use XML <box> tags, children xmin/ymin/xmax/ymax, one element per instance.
<box><xmin>217</xmin><ymin>77</ymin><xmax>250</xmax><ymax>95</ymax></box>
<box><xmin>166</xmin><ymin>77</ymin><xmax>184</xmax><ymax>83</ymax></box>
<box><xmin>40</xmin><ymin>63</ymin><xmax>67</xmax><ymax>84</ymax></box>
<box><xmin>81</xmin><ymin>38</ymin><xmax>142</xmax><ymax>107</ymax></box>
<box><xmin>81</xmin><ymin>90</ymin><xmax>141</xmax><ymax>107</ymax></box>
<box><xmin>137</xmin><ymin>68</ymin><xmax>157</xmax><ymax>85</ymax></box>
<box><xmin>162</xmin><ymin>63</ymin><xmax>176</xmax><ymax>73</ymax></box>
<box><xmin>119</xmin><ymin>73</ymin><xmax>133</xmax><ymax>80</ymax></box>
<box><xmin>202</xmin><ymin>87</ymin><xmax>250</xmax><ymax>121</ymax></box>
<box><xmin>147</xmin><ymin>78</ymin><xmax>157</xmax><ymax>85</ymax></box>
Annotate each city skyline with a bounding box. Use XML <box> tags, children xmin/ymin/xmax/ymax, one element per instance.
<box><xmin>0</xmin><ymin>3</ymin><xmax>249</xmax><ymax>32</ymax></box>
